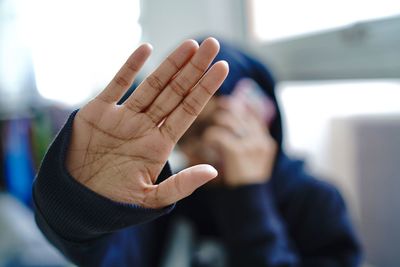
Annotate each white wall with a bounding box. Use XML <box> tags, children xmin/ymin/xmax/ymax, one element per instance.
<box><xmin>252</xmin><ymin>16</ymin><xmax>400</xmax><ymax>81</ymax></box>
<box><xmin>139</xmin><ymin>0</ymin><xmax>248</xmax><ymax>72</ymax></box>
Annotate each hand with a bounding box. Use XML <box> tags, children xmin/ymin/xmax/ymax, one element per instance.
<box><xmin>203</xmin><ymin>97</ymin><xmax>277</xmax><ymax>187</ymax></box>
<box><xmin>65</xmin><ymin>38</ymin><xmax>229</xmax><ymax>209</ymax></box>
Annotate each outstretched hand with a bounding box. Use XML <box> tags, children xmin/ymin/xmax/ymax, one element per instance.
<box><xmin>65</xmin><ymin>38</ymin><xmax>229</xmax><ymax>209</ymax></box>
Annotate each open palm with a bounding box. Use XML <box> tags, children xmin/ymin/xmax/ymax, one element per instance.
<box><xmin>65</xmin><ymin>38</ymin><xmax>228</xmax><ymax>209</ymax></box>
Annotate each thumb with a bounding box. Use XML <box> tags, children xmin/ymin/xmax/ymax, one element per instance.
<box><xmin>145</xmin><ymin>164</ymin><xmax>218</xmax><ymax>209</ymax></box>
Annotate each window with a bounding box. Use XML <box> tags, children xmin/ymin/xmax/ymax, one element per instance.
<box><xmin>21</xmin><ymin>0</ymin><xmax>142</xmax><ymax>105</ymax></box>
<box><xmin>277</xmin><ymin>79</ymin><xmax>400</xmax><ymax>172</ymax></box>
<box><xmin>250</xmin><ymin>0</ymin><xmax>400</xmax><ymax>41</ymax></box>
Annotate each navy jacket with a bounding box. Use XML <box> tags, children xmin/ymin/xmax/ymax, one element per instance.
<box><xmin>33</xmin><ymin>40</ymin><xmax>362</xmax><ymax>267</ymax></box>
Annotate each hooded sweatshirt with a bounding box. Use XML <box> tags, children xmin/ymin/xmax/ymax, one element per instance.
<box><xmin>33</xmin><ymin>40</ymin><xmax>362</xmax><ymax>267</ymax></box>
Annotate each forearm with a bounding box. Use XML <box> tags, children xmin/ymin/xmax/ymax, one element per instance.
<box><xmin>33</xmin><ymin>111</ymin><xmax>173</xmax><ymax>265</ymax></box>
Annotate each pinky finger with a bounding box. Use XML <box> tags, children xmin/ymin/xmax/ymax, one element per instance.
<box><xmin>96</xmin><ymin>43</ymin><xmax>152</xmax><ymax>104</ymax></box>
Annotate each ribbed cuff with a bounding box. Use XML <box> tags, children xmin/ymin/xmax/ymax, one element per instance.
<box><xmin>33</xmin><ymin>110</ymin><xmax>174</xmax><ymax>242</ymax></box>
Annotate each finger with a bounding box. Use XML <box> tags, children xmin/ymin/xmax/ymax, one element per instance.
<box><xmin>202</xmin><ymin>126</ymin><xmax>237</xmax><ymax>152</ymax></box>
<box><xmin>217</xmin><ymin>98</ymin><xmax>265</xmax><ymax>136</ymax></box>
<box><xmin>222</xmin><ymin>108</ymin><xmax>266</xmax><ymax>136</ymax></box>
<box><xmin>213</xmin><ymin>111</ymin><xmax>247</xmax><ymax>135</ymax></box>
<box><xmin>97</xmin><ymin>43</ymin><xmax>153</xmax><ymax>103</ymax></box>
<box><xmin>144</xmin><ymin>37</ymin><xmax>220</xmax><ymax>124</ymax></box>
<box><xmin>247</xmin><ymin>112</ymin><xmax>268</xmax><ymax>135</ymax></box>
<box><xmin>220</xmin><ymin>97</ymin><xmax>248</xmax><ymax>121</ymax></box>
<box><xmin>145</xmin><ymin>164</ymin><xmax>218</xmax><ymax>208</ymax></box>
<box><xmin>124</xmin><ymin>40</ymin><xmax>199</xmax><ymax>113</ymax></box>
<box><xmin>232</xmin><ymin>102</ymin><xmax>268</xmax><ymax>135</ymax></box>
<box><xmin>160</xmin><ymin>60</ymin><xmax>229</xmax><ymax>143</ymax></box>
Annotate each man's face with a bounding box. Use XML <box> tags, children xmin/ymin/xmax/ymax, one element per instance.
<box><xmin>177</xmin><ymin>94</ymin><xmax>277</xmax><ymax>187</ymax></box>
<box><xmin>178</xmin><ymin>79</ymin><xmax>278</xmax><ymax>187</ymax></box>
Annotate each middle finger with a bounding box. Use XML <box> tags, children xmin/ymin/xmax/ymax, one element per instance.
<box><xmin>145</xmin><ymin>37</ymin><xmax>220</xmax><ymax>124</ymax></box>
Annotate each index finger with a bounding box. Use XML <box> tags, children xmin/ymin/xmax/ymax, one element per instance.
<box><xmin>160</xmin><ymin>60</ymin><xmax>229</xmax><ymax>143</ymax></box>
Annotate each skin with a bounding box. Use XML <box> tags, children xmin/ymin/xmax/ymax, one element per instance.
<box><xmin>65</xmin><ymin>38</ymin><xmax>229</xmax><ymax>209</ymax></box>
<box><xmin>179</xmin><ymin>96</ymin><xmax>278</xmax><ymax>187</ymax></box>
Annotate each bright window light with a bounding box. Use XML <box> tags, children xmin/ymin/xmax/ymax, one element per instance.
<box><xmin>251</xmin><ymin>0</ymin><xmax>400</xmax><ymax>41</ymax></box>
<box><xmin>277</xmin><ymin>80</ymin><xmax>400</xmax><ymax>170</ymax></box>
<box><xmin>19</xmin><ymin>0</ymin><xmax>142</xmax><ymax>106</ymax></box>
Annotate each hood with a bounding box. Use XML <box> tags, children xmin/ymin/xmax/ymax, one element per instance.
<box><xmin>204</xmin><ymin>39</ymin><xmax>283</xmax><ymax>147</ymax></box>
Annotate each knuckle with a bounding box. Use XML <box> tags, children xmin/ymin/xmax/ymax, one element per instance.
<box><xmin>147</xmin><ymin>104</ymin><xmax>165</xmax><ymax>123</ymax></box>
<box><xmin>96</xmin><ymin>94</ymin><xmax>113</xmax><ymax>104</ymax></box>
<box><xmin>166</xmin><ymin>56</ymin><xmax>180</xmax><ymax>72</ymax></box>
<box><xmin>146</xmin><ymin>75</ymin><xmax>164</xmax><ymax>92</ymax></box>
<box><xmin>142</xmin><ymin>185</ymin><xmax>160</xmax><ymax>209</ymax></box>
<box><xmin>173</xmin><ymin>174</ymin><xmax>184</xmax><ymax>196</ymax></box>
<box><xmin>189</xmin><ymin>60</ymin><xmax>205</xmax><ymax>74</ymax></box>
<box><xmin>182</xmin><ymin>98</ymin><xmax>200</xmax><ymax>117</ymax></box>
<box><xmin>114</xmin><ymin>76</ymin><xmax>129</xmax><ymax>88</ymax></box>
<box><xmin>125</xmin><ymin>98</ymin><xmax>143</xmax><ymax>113</ymax></box>
<box><xmin>125</xmin><ymin>61</ymin><xmax>141</xmax><ymax>73</ymax></box>
<box><xmin>161</xmin><ymin>123</ymin><xmax>178</xmax><ymax>143</ymax></box>
<box><xmin>198</xmin><ymin>82</ymin><xmax>213</xmax><ymax>96</ymax></box>
<box><xmin>169</xmin><ymin>79</ymin><xmax>187</xmax><ymax>97</ymax></box>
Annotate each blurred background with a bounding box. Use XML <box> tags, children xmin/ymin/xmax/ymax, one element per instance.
<box><xmin>0</xmin><ymin>0</ymin><xmax>399</xmax><ymax>266</ymax></box>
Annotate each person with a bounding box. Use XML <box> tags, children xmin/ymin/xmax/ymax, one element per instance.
<box><xmin>33</xmin><ymin>37</ymin><xmax>362</xmax><ymax>267</ymax></box>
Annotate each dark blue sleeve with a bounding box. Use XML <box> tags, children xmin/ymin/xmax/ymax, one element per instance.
<box><xmin>32</xmin><ymin>110</ymin><xmax>174</xmax><ymax>266</ymax></box>
<box><xmin>213</xmin><ymin>153</ymin><xmax>362</xmax><ymax>267</ymax></box>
